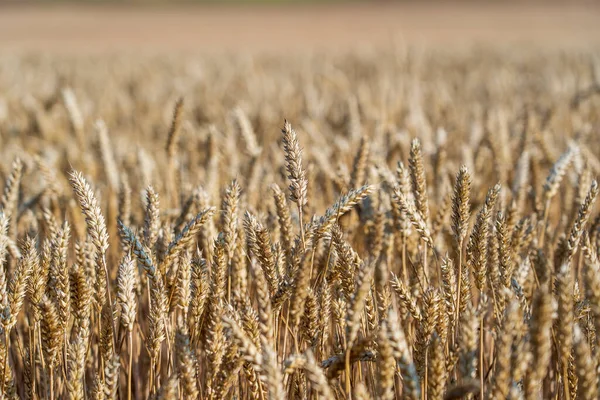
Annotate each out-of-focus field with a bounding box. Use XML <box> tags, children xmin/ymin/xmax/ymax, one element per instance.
<box><xmin>0</xmin><ymin>3</ymin><xmax>599</xmax><ymax>54</ymax></box>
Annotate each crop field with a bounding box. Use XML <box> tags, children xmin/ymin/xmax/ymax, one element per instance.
<box><xmin>0</xmin><ymin>3</ymin><xmax>599</xmax><ymax>400</ymax></box>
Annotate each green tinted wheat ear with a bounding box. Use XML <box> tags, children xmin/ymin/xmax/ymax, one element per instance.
<box><xmin>316</xmin><ymin>185</ymin><xmax>374</xmax><ymax>238</ymax></box>
<box><xmin>118</xmin><ymin>223</ymin><xmax>165</xmax><ymax>378</ymax></box>
<box><xmin>162</xmin><ymin>207</ymin><xmax>215</xmax><ymax>270</ymax></box>
<box><xmin>118</xmin><ymin>220</ymin><xmax>157</xmax><ymax>278</ymax></box>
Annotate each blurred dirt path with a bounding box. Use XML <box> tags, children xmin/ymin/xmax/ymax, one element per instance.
<box><xmin>0</xmin><ymin>3</ymin><xmax>598</xmax><ymax>54</ymax></box>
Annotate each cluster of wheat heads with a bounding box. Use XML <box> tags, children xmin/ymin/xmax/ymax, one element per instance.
<box><xmin>0</xmin><ymin>49</ymin><xmax>598</xmax><ymax>399</ymax></box>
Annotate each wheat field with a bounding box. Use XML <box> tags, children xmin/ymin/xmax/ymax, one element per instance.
<box><xmin>0</xmin><ymin>46</ymin><xmax>599</xmax><ymax>400</ymax></box>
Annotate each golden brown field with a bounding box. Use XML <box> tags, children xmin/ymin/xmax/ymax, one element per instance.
<box><xmin>0</xmin><ymin>3</ymin><xmax>599</xmax><ymax>400</ymax></box>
